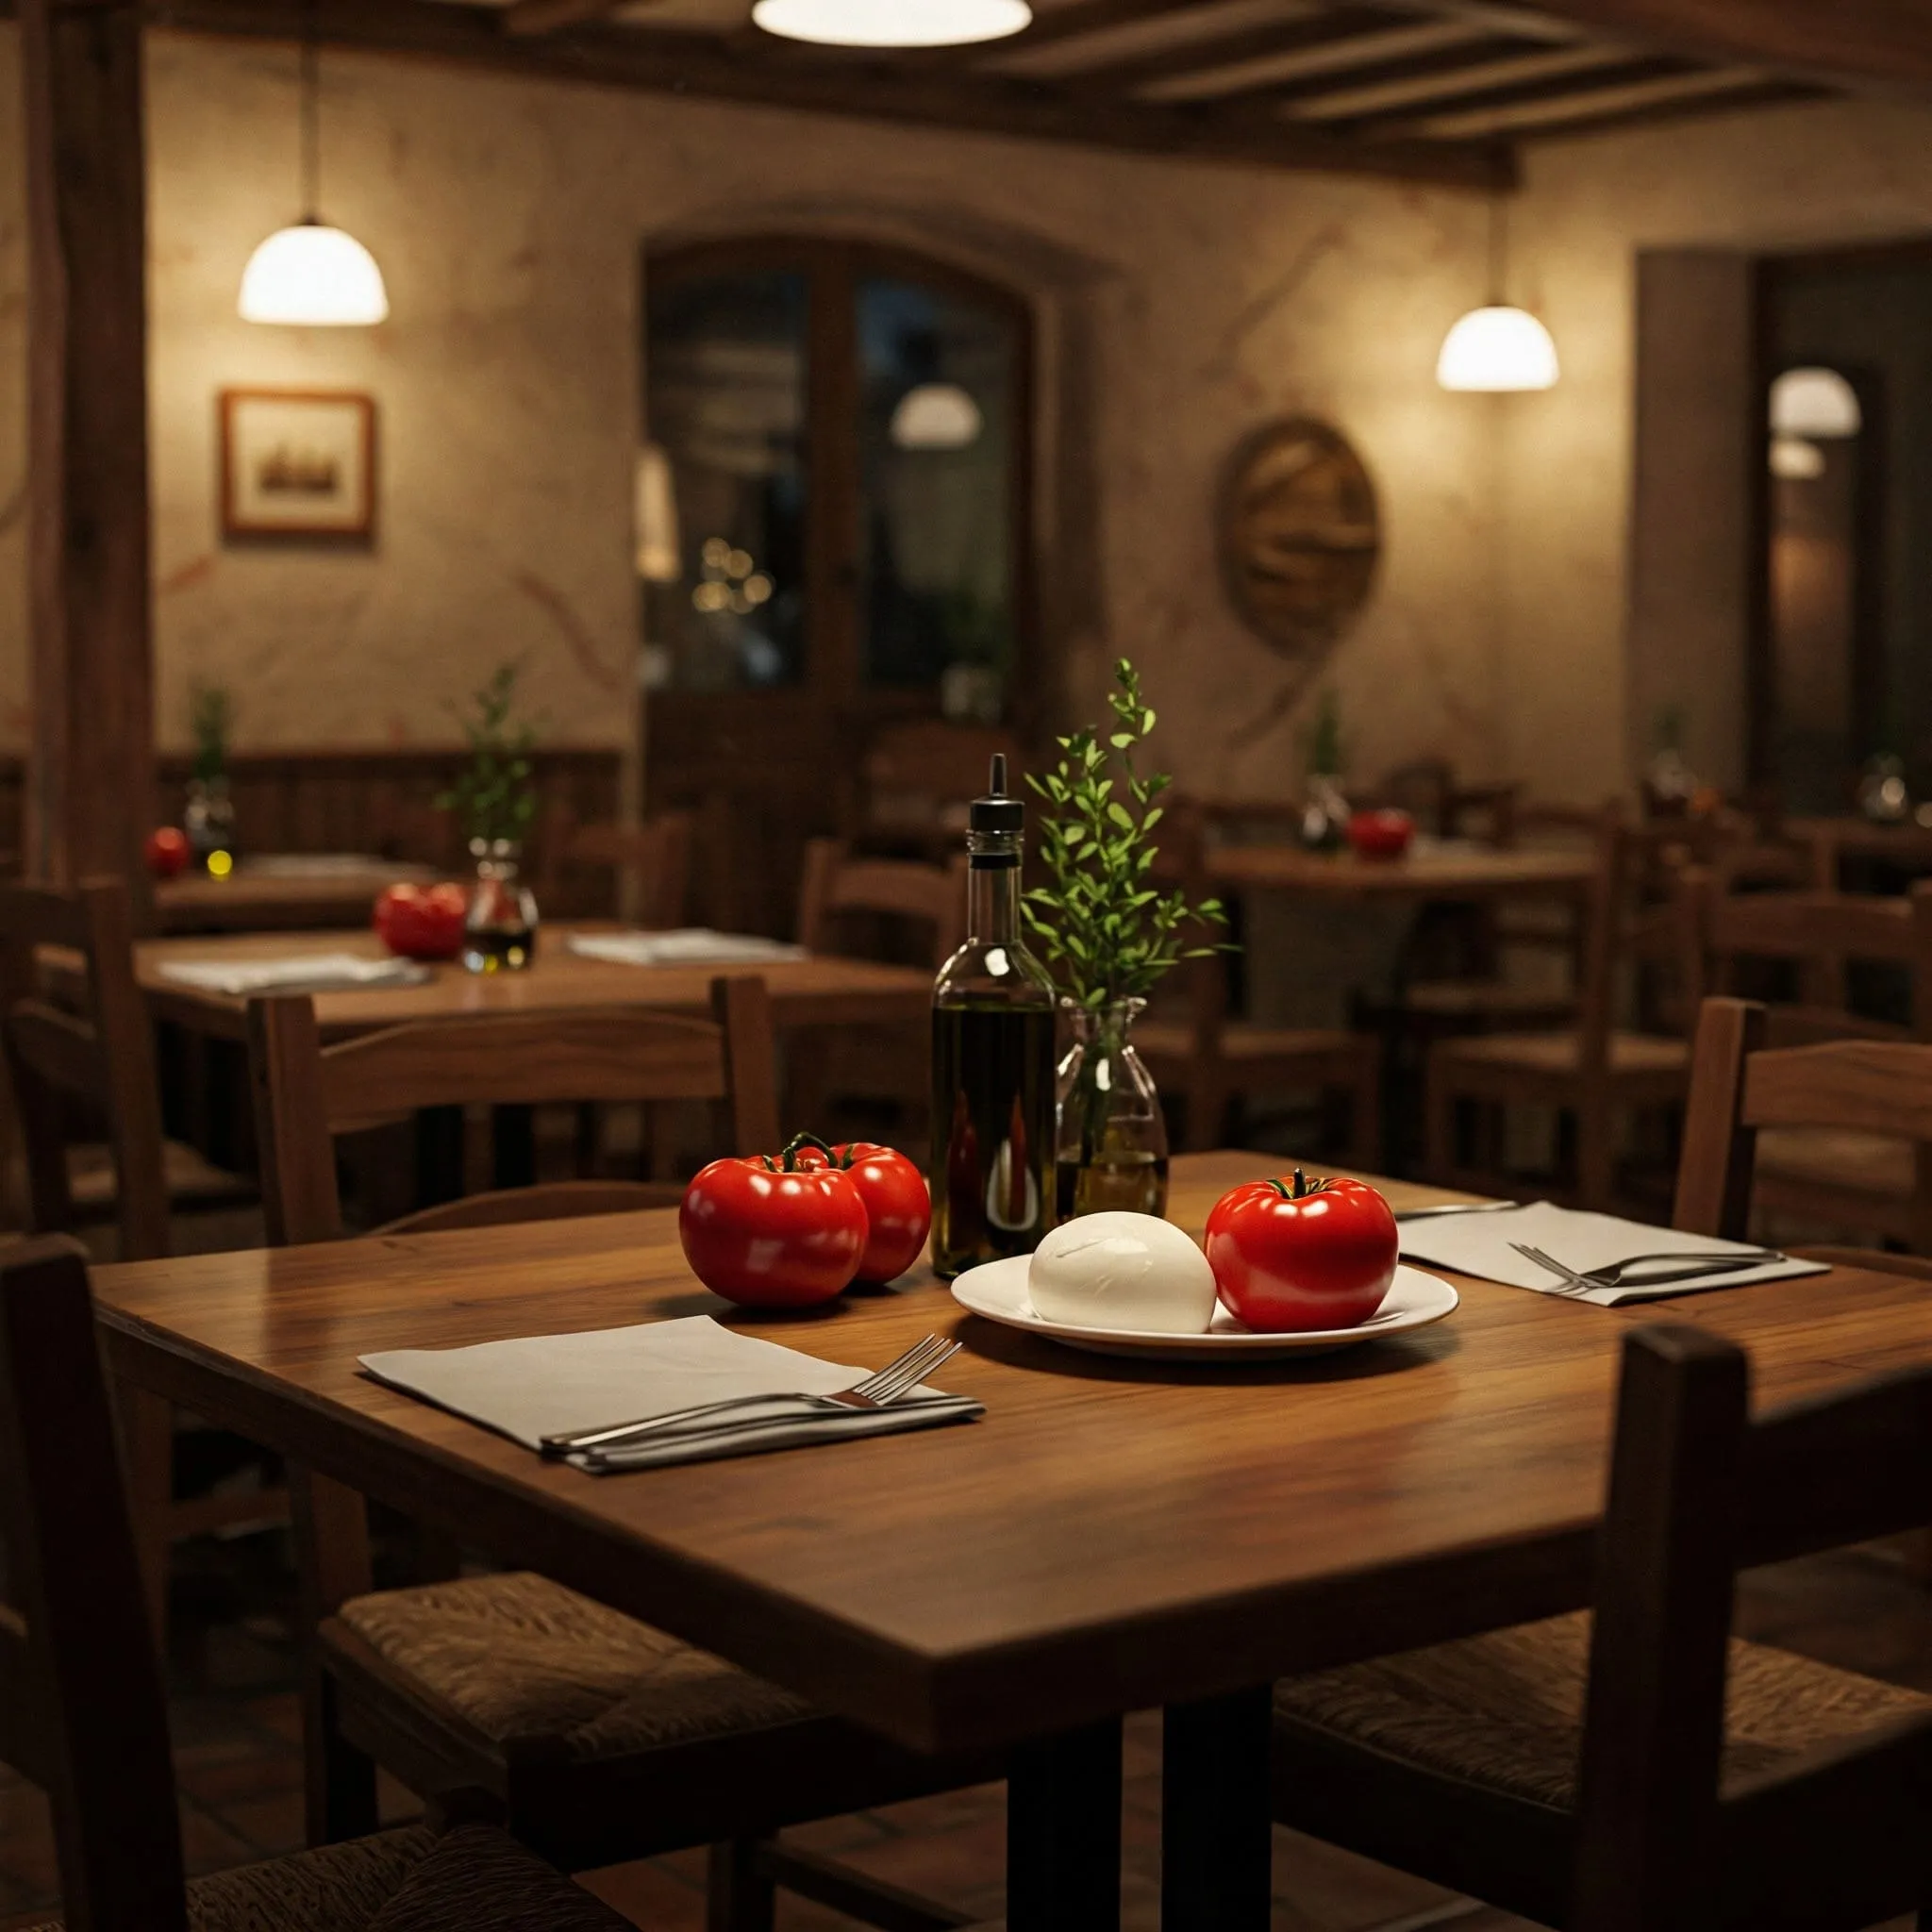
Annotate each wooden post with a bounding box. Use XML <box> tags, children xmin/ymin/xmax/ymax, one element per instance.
<box><xmin>22</xmin><ymin>0</ymin><xmax>155</xmax><ymax>900</ymax></box>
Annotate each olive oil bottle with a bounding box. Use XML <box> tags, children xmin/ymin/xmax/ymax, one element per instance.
<box><xmin>930</xmin><ymin>757</ymin><xmax>1058</xmax><ymax>1277</ymax></box>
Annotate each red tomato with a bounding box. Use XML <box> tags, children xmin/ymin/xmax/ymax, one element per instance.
<box><xmin>1346</xmin><ymin>808</ymin><xmax>1415</xmax><ymax>861</ymax></box>
<box><xmin>373</xmin><ymin>882</ymin><xmax>467</xmax><ymax>960</ymax></box>
<box><xmin>680</xmin><ymin>1149</ymin><xmax>869</xmax><ymax>1309</ymax></box>
<box><xmin>832</xmin><ymin>1141</ymin><xmax>931</xmax><ymax>1284</ymax></box>
<box><xmin>144</xmin><ymin>826</ymin><xmax>191</xmax><ymax>879</ymax></box>
<box><xmin>1205</xmin><ymin>1171</ymin><xmax>1398</xmax><ymax>1333</ymax></box>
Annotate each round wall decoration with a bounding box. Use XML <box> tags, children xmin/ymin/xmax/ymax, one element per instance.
<box><xmin>1216</xmin><ymin>418</ymin><xmax>1381</xmax><ymax>665</ymax></box>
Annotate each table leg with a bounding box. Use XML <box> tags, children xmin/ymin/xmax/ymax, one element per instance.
<box><xmin>1006</xmin><ymin>1718</ymin><xmax>1121</xmax><ymax>1932</ymax></box>
<box><xmin>1162</xmin><ymin>1684</ymin><xmax>1274</xmax><ymax>1932</ymax></box>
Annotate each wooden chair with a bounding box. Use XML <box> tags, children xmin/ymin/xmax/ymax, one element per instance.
<box><xmin>1424</xmin><ymin>815</ymin><xmax>1690</xmax><ymax>1212</ymax></box>
<box><xmin>1273</xmin><ymin>1316</ymin><xmax>1932</xmax><ymax>1930</ymax></box>
<box><xmin>245</xmin><ymin>983</ymin><xmax>991</xmax><ymax>1932</ymax></box>
<box><xmin>1136</xmin><ymin>808</ymin><xmax>1380</xmax><ymax>1164</ymax></box>
<box><xmin>850</xmin><ymin>719</ymin><xmax>1021</xmax><ymax>861</ymax></box>
<box><xmin>790</xmin><ymin>837</ymin><xmax>962</xmax><ymax>1144</ymax></box>
<box><xmin>0</xmin><ymin>878</ymin><xmax>274</xmax><ymax>1645</ymax></box>
<box><xmin>1677</xmin><ymin>883</ymin><xmax>1932</xmax><ymax>1248</ymax></box>
<box><xmin>549</xmin><ymin>808</ymin><xmax>695</xmax><ymax>927</ymax></box>
<box><xmin>0</xmin><ymin>1237</ymin><xmax>645</xmax><ymax>1932</ymax></box>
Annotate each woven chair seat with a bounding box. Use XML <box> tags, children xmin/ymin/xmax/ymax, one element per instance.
<box><xmin>333</xmin><ymin>1571</ymin><xmax>811</xmax><ymax>1761</ymax></box>
<box><xmin>1275</xmin><ymin>1610</ymin><xmax>1932</xmax><ymax>1811</ymax></box>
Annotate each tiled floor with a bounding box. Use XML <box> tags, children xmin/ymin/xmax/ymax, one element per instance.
<box><xmin>4</xmin><ymin>1532</ymin><xmax>1927</xmax><ymax>1932</ymax></box>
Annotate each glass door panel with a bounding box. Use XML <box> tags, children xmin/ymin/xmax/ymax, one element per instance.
<box><xmin>855</xmin><ymin>275</ymin><xmax>1021</xmax><ymax>719</ymax></box>
<box><xmin>644</xmin><ymin>269</ymin><xmax>808</xmax><ymax>691</ymax></box>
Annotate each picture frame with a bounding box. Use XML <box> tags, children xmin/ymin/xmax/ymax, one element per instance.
<box><xmin>219</xmin><ymin>387</ymin><xmax>377</xmax><ymax>541</ymax></box>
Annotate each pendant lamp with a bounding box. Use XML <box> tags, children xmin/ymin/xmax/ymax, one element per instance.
<box><xmin>239</xmin><ymin>13</ymin><xmax>389</xmax><ymax>325</ymax></box>
<box><xmin>1437</xmin><ymin>199</ymin><xmax>1556</xmax><ymax>392</ymax></box>
<box><xmin>752</xmin><ymin>0</ymin><xmax>1031</xmax><ymax>48</ymax></box>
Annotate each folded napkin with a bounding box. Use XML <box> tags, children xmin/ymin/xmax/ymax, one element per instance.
<box><xmin>358</xmin><ymin>1315</ymin><xmax>981</xmax><ymax>1473</ymax></box>
<box><xmin>567</xmin><ymin>929</ymin><xmax>808</xmax><ymax>968</ymax></box>
<box><xmin>242</xmin><ymin>854</ymin><xmax>435</xmax><ymax>880</ymax></box>
<box><xmin>1397</xmin><ymin>1202</ymin><xmax>1828</xmax><ymax>1306</ymax></box>
<box><xmin>158</xmin><ymin>953</ymin><xmax>430</xmax><ymax>996</ymax></box>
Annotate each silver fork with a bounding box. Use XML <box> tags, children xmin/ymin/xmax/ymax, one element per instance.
<box><xmin>1511</xmin><ymin>1242</ymin><xmax>1599</xmax><ymax>1296</ymax></box>
<box><xmin>540</xmin><ymin>1333</ymin><xmax>962</xmax><ymax>1457</ymax></box>
<box><xmin>1512</xmin><ymin>1242</ymin><xmax>1779</xmax><ymax>1297</ymax></box>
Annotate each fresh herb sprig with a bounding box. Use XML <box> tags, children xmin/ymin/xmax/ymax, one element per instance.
<box><xmin>189</xmin><ymin>681</ymin><xmax>235</xmax><ymax>787</ymax></box>
<box><xmin>1022</xmin><ymin>658</ymin><xmax>1227</xmax><ymax>1013</ymax></box>
<box><xmin>437</xmin><ymin>662</ymin><xmax>538</xmax><ymax>849</ymax></box>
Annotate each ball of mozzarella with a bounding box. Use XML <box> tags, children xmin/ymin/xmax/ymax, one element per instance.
<box><xmin>1027</xmin><ymin>1212</ymin><xmax>1219</xmax><ymax>1334</ymax></box>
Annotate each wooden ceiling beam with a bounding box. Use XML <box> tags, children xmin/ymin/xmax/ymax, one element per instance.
<box><xmin>143</xmin><ymin>0</ymin><xmax>1517</xmax><ymax>187</ymax></box>
<box><xmin>1392</xmin><ymin>58</ymin><xmax>1774</xmax><ymax>134</ymax></box>
<box><xmin>984</xmin><ymin>0</ymin><xmax>1322</xmax><ymax>79</ymax></box>
<box><xmin>1467</xmin><ymin>0</ymin><xmax>1932</xmax><ymax>97</ymax></box>
<box><xmin>1283</xmin><ymin>37</ymin><xmax>1640</xmax><ymax>118</ymax></box>
<box><xmin>1137</xmin><ymin>15</ymin><xmax>1490</xmax><ymax>101</ymax></box>
<box><xmin>503</xmin><ymin>0</ymin><xmax>632</xmax><ymax>38</ymax></box>
<box><xmin>1013</xmin><ymin>4</ymin><xmax>1404</xmax><ymax>91</ymax></box>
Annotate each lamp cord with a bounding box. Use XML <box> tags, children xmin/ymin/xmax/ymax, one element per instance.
<box><xmin>1488</xmin><ymin>195</ymin><xmax>1507</xmax><ymax>307</ymax></box>
<box><xmin>299</xmin><ymin>0</ymin><xmax>320</xmax><ymax>223</ymax></box>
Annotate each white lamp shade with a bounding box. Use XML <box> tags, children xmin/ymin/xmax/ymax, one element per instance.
<box><xmin>1769</xmin><ymin>367</ymin><xmax>1861</xmax><ymax>439</ymax></box>
<box><xmin>889</xmin><ymin>383</ymin><xmax>983</xmax><ymax>451</ymax></box>
<box><xmin>752</xmin><ymin>0</ymin><xmax>1030</xmax><ymax>45</ymax></box>
<box><xmin>1436</xmin><ymin>306</ymin><xmax>1559</xmax><ymax>392</ymax></box>
<box><xmin>239</xmin><ymin>222</ymin><xmax>390</xmax><ymax>325</ymax></box>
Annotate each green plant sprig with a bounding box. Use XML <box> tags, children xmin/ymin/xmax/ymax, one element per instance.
<box><xmin>1022</xmin><ymin>658</ymin><xmax>1228</xmax><ymax>1014</ymax></box>
<box><xmin>189</xmin><ymin>681</ymin><xmax>235</xmax><ymax>787</ymax></box>
<box><xmin>437</xmin><ymin>661</ymin><xmax>539</xmax><ymax>849</ymax></box>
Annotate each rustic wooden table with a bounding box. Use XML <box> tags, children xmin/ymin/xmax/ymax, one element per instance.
<box><xmin>154</xmin><ymin>860</ymin><xmax>441</xmax><ymax>935</ymax></box>
<box><xmin>1206</xmin><ymin>840</ymin><xmax>1594</xmax><ymax>902</ymax></box>
<box><xmin>89</xmin><ymin>1151</ymin><xmax>1930</xmax><ymax>1928</ymax></box>
<box><xmin>56</xmin><ymin>924</ymin><xmax>933</xmax><ymax>1042</ymax></box>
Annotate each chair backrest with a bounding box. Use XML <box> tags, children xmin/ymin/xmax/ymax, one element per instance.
<box><xmin>248</xmin><ymin>978</ymin><xmax>780</xmax><ymax>1245</ymax></box>
<box><xmin>0</xmin><ymin>880</ymin><xmax>171</xmax><ymax>1260</ymax></box>
<box><xmin>0</xmin><ymin>1238</ymin><xmax>188</xmax><ymax>1932</ymax></box>
<box><xmin>1571</xmin><ymin>1321</ymin><xmax>1932</xmax><ymax>1930</ymax></box>
<box><xmin>1673</xmin><ymin>996</ymin><xmax>1932</xmax><ymax>1244</ymax></box>
<box><xmin>795</xmin><ymin>838</ymin><xmax>964</xmax><ymax>970</ymax></box>
<box><xmin>561</xmin><ymin>810</ymin><xmax>695</xmax><ymax>930</ymax></box>
<box><xmin>857</xmin><ymin>721</ymin><xmax>1021</xmax><ymax>848</ymax></box>
<box><xmin>1678</xmin><ymin>873</ymin><xmax>1932</xmax><ymax>1043</ymax></box>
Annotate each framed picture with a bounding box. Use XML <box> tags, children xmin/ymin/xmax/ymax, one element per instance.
<box><xmin>220</xmin><ymin>388</ymin><xmax>376</xmax><ymax>541</ymax></box>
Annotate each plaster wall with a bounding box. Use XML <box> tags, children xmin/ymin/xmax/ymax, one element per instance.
<box><xmin>1504</xmin><ymin>96</ymin><xmax>1932</xmax><ymax>803</ymax></box>
<box><xmin>0</xmin><ymin>24</ymin><xmax>1507</xmax><ymax>795</ymax></box>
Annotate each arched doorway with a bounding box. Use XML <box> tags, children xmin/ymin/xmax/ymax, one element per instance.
<box><xmin>640</xmin><ymin>236</ymin><xmax>1036</xmax><ymax>933</ymax></box>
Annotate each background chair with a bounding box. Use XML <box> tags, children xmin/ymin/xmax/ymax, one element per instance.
<box><xmin>847</xmin><ymin>719</ymin><xmax>1022</xmax><ymax>863</ymax></box>
<box><xmin>246</xmin><ymin>982</ymin><xmax>991</xmax><ymax>1932</ymax></box>
<box><xmin>1676</xmin><ymin>880</ymin><xmax>1932</xmax><ymax>1249</ymax></box>
<box><xmin>0</xmin><ymin>1236</ymin><xmax>644</xmax><ymax>1932</ymax></box>
<box><xmin>545</xmin><ymin>808</ymin><xmax>695</xmax><ymax>928</ymax></box>
<box><xmin>790</xmin><ymin>837</ymin><xmax>962</xmax><ymax>1149</ymax></box>
<box><xmin>0</xmin><ymin>877</ymin><xmax>273</xmax><ymax>1648</ymax></box>
<box><xmin>1272</xmin><ymin>1317</ymin><xmax>1932</xmax><ymax>1930</ymax></box>
<box><xmin>1424</xmin><ymin>815</ymin><xmax>1690</xmax><ymax>1212</ymax></box>
<box><xmin>1137</xmin><ymin>807</ymin><xmax>1380</xmax><ymax>1165</ymax></box>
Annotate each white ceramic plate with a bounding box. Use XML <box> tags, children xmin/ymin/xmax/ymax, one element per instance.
<box><xmin>949</xmin><ymin>1256</ymin><xmax>1458</xmax><ymax>1360</ymax></box>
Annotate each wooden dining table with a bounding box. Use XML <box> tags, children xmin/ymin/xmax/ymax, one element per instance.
<box><xmin>50</xmin><ymin>924</ymin><xmax>934</xmax><ymax>1043</ymax></box>
<box><xmin>87</xmin><ymin>1150</ymin><xmax>1931</xmax><ymax>1927</ymax></box>
<box><xmin>154</xmin><ymin>859</ymin><xmax>443</xmax><ymax>935</ymax></box>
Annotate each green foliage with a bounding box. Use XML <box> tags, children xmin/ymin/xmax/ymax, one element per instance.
<box><xmin>1022</xmin><ymin>658</ymin><xmax>1227</xmax><ymax>1012</ymax></box>
<box><xmin>188</xmin><ymin>682</ymin><xmax>235</xmax><ymax>786</ymax></box>
<box><xmin>437</xmin><ymin>662</ymin><xmax>538</xmax><ymax>849</ymax></box>
<box><xmin>1302</xmin><ymin>685</ymin><xmax>1345</xmax><ymax>779</ymax></box>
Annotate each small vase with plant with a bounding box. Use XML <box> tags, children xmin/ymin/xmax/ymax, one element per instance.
<box><xmin>1024</xmin><ymin>658</ymin><xmax>1228</xmax><ymax>1219</ymax></box>
<box><xmin>185</xmin><ymin>682</ymin><xmax>239</xmax><ymax>874</ymax></box>
<box><xmin>1299</xmin><ymin>685</ymin><xmax>1348</xmax><ymax>852</ymax></box>
<box><xmin>437</xmin><ymin>662</ymin><xmax>541</xmax><ymax>973</ymax></box>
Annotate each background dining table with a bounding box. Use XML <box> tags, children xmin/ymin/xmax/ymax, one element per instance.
<box><xmin>87</xmin><ymin>1150</ymin><xmax>1932</xmax><ymax>1930</ymax></box>
<box><xmin>153</xmin><ymin>858</ymin><xmax>444</xmax><ymax>935</ymax></box>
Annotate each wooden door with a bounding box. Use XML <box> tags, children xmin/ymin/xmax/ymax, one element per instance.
<box><xmin>640</xmin><ymin>238</ymin><xmax>1035</xmax><ymax>936</ymax></box>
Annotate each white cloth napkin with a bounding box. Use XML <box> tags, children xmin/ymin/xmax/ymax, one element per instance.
<box><xmin>242</xmin><ymin>854</ymin><xmax>435</xmax><ymax>880</ymax></box>
<box><xmin>157</xmin><ymin>954</ymin><xmax>430</xmax><ymax>996</ymax></box>
<box><xmin>358</xmin><ymin>1315</ymin><xmax>981</xmax><ymax>1472</ymax></box>
<box><xmin>567</xmin><ymin>929</ymin><xmax>808</xmax><ymax>968</ymax></box>
<box><xmin>1397</xmin><ymin>1203</ymin><xmax>1828</xmax><ymax>1306</ymax></box>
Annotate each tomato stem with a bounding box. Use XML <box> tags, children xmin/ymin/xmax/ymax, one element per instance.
<box><xmin>779</xmin><ymin>1129</ymin><xmax>839</xmax><ymax>1173</ymax></box>
<box><xmin>1263</xmin><ymin>1169</ymin><xmax>1326</xmax><ymax>1201</ymax></box>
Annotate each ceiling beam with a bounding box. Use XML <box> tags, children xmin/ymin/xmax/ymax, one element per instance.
<box><xmin>1476</xmin><ymin>0</ymin><xmax>1932</xmax><ymax>96</ymax></box>
<box><xmin>1137</xmin><ymin>16</ymin><xmax>1491</xmax><ymax>101</ymax></box>
<box><xmin>1283</xmin><ymin>38</ymin><xmax>1639</xmax><ymax>118</ymax></box>
<box><xmin>1393</xmin><ymin>59</ymin><xmax>1774</xmax><ymax>134</ymax></box>
<box><xmin>503</xmin><ymin>0</ymin><xmax>631</xmax><ymax>38</ymax></box>
<box><xmin>143</xmin><ymin>0</ymin><xmax>1516</xmax><ymax>188</ymax></box>
<box><xmin>987</xmin><ymin>0</ymin><xmax>1331</xmax><ymax>81</ymax></box>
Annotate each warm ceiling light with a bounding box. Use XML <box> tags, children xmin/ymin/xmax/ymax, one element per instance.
<box><xmin>1437</xmin><ymin>196</ymin><xmax>1557</xmax><ymax>392</ymax></box>
<box><xmin>752</xmin><ymin>0</ymin><xmax>1031</xmax><ymax>47</ymax></box>
<box><xmin>240</xmin><ymin>222</ymin><xmax>389</xmax><ymax>325</ymax></box>
<box><xmin>1436</xmin><ymin>306</ymin><xmax>1559</xmax><ymax>391</ymax></box>
<box><xmin>1769</xmin><ymin>367</ymin><xmax>1860</xmax><ymax>439</ymax></box>
<box><xmin>240</xmin><ymin>27</ymin><xmax>388</xmax><ymax>325</ymax></box>
<box><xmin>890</xmin><ymin>383</ymin><xmax>983</xmax><ymax>450</ymax></box>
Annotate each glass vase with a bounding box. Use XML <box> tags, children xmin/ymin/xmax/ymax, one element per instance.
<box><xmin>462</xmin><ymin>839</ymin><xmax>540</xmax><ymax>974</ymax></box>
<box><xmin>185</xmin><ymin>776</ymin><xmax>238</xmax><ymax>874</ymax></box>
<box><xmin>1055</xmin><ymin>997</ymin><xmax>1170</xmax><ymax>1222</ymax></box>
